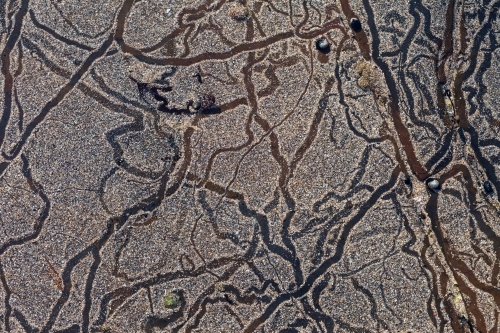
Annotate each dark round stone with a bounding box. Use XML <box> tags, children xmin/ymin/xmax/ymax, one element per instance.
<box><xmin>315</xmin><ymin>39</ymin><xmax>331</xmax><ymax>54</ymax></box>
<box><xmin>350</xmin><ymin>18</ymin><xmax>362</xmax><ymax>32</ymax></box>
<box><xmin>483</xmin><ymin>180</ymin><xmax>494</xmax><ymax>195</ymax></box>
<box><xmin>426</xmin><ymin>177</ymin><xmax>440</xmax><ymax>193</ymax></box>
<box><xmin>404</xmin><ymin>177</ymin><xmax>412</xmax><ymax>186</ymax></box>
<box><xmin>193</xmin><ymin>101</ymin><xmax>201</xmax><ymax>110</ymax></box>
<box><xmin>317</xmin><ymin>39</ymin><xmax>329</xmax><ymax>49</ymax></box>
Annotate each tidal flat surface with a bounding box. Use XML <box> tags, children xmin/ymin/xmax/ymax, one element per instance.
<box><xmin>1</xmin><ymin>0</ymin><xmax>500</xmax><ymax>332</ymax></box>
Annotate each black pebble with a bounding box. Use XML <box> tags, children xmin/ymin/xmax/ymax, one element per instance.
<box><xmin>350</xmin><ymin>18</ymin><xmax>362</xmax><ymax>32</ymax></box>
<box><xmin>404</xmin><ymin>177</ymin><xmax>412</xmax><ymax>186</ymax></box>
<box><xmin>483</xmin><ymin>181</ymin><xmax>494</xmax><ymax>195</ymax></box>
<box><xmin>425</xmin><ymin>177</ymin><xmax>441</xmax><ymax>193</ymax></box>
<box><xmin>315</xmin><ymin>39</ymin><xmax>331</xmax><ymax>54</ymax></box>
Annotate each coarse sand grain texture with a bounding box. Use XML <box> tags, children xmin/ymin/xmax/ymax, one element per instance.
<box><xmin>1</xmin><ymin>0</ymin><xmax>500</xmax><ymax>332</ymax></box>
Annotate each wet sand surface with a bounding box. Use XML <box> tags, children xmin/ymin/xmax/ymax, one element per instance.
<box><xmin>1</xmin><ymin>0</ymin><xmax>500</xmax><ymax>332</ymax></box>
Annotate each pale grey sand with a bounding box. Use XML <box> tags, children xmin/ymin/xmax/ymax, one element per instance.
<box><xmin>0</xmin><ymin>0</ymin><xmax>499</xmax><ymax>332</ymax></box>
